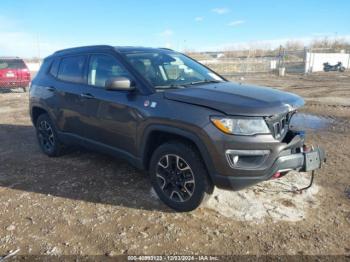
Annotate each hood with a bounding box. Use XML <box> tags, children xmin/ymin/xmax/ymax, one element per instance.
<box><xmin>163</xmin><ymin>82</ymin><xmax>304</xmax><ymax>116</ymax></box>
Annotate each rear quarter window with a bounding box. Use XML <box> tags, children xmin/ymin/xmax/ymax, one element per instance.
<box><xmin>57</xmin><ymin>55</ymin><xmax>86</xmax><ymax>83</ymax></box>
<box><xmin>49</xmin><ymin>59</ymin><xmax>60</xmax><ymax>77</ymax></box>
<box><xmin>35</xmin><ymin>58</ymin><xmax>52</xmax><ymax>77</ymax></box>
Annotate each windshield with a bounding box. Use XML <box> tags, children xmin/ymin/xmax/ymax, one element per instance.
<box><xmin>124</xmin><ymin>51</ymin><xmax>225</xmax><ymax>89</ymax></box>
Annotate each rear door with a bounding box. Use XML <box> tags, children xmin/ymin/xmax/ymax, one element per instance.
<box><xmin>53</xmin><ymin>55</ymin><xmax>89</xmax><ymax>137</ymax></box>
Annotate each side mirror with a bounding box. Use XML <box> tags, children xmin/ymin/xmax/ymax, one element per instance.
<box><xmin>105</xmin><ymin>77</ymin><xmax>135</xmax><ymax>91</ymax></box>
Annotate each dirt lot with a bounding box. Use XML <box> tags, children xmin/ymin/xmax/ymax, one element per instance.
<box><xmin>0</xmin><ymin>72</ymin><xmax>350</xmax><ymax>258</ymax></box>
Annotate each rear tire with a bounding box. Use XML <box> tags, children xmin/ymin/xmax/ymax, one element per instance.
<box><xmin>36</xmin><ymin>114</ymin><xmax>65</xmax><ymax>157</ymax></box>
<box><xmin>149</xmin><ymin>141</ymin><xmax>213</xmax><ymax>212</ymax></box>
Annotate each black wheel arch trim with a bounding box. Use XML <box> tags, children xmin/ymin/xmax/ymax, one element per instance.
<box><xmin>30</xmin><ymin>103</ymin><xmax>56</xmax><ymax>127</ymax></box>
<box><xmin>140</xmin><ymin>124</ymin><xmax>216</xmax><ymax>180</ymax></box>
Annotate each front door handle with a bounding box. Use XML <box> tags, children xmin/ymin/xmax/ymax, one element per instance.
<box><xmin>80</xmin><ymin>93</ymin><xmax>95</xmax><ymax>99</ymax></box>
<box><xmin>47</xmin><ymin>86</ymin><xmax>56</xmax><ymax>92</ymax></box>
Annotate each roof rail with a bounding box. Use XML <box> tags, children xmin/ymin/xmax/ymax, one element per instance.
<box><xmin>159</xmin><ymin>47</ymin><xmax>174</xmax><ymax>51</ymax></box>
<box><xmin>54</xmin><ymin>45</ymin><xmax>114</xmax><ymax>55</ymax></box>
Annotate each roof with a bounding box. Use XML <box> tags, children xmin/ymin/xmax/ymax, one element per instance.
<box><xmin>53</xmin><ymin>45</ymin><xmax>174</xmax><ymax>56</ymax></box>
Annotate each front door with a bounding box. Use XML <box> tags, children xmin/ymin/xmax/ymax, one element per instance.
<box><xmin>82</xmin><ymin>53</ymin><xmax>143</xmax><ymax>156</ymax></box>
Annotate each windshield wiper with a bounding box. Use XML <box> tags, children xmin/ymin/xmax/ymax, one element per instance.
<box><xmin>183</xmin><ymin>79</ymin><xmax>222</xmax><ymax>86</ymax></box>
<box><xmin>154</xmin><ymin>84</ymin><xmax>184</xmax><ymax>89</ymax></box>
<box><xmin>155</xmin><ymin>79</ymin><xmax>222</xmax><ymax>89</ymax></box>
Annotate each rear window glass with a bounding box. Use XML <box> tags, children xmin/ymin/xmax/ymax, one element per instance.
<box><xmin>57</xmin><ymin>55</ymin><xmax>86</xmax><ymax>83</ymax></box>
<box><xmin>0</xmin><ymin>59</ymin><xmax>26</xmax><ymax>69</ymax></box>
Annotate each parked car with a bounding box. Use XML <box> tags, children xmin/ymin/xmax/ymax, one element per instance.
<box><xmin>0</xmin><ymin>57</ymin><xmax>31</xmax><ymax>92</ymax></box>
<box><xmin>29</xmin><ymin>46</ymin><xmax>326</xmax><ymax>211</ymax></box>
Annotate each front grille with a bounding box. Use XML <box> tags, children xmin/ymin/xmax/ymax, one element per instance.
<box><xmin>266</xmin><ymin>111</ymin><xmax>294</xmax><ymax>139</ymax></box>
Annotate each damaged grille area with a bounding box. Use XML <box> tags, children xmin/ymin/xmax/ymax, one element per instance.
<box><xmin>266</xmin><ymin>111</ymin><xmax>295</xmax><ymax>140</ymax></box>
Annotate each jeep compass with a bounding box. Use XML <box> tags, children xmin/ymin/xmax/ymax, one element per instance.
<box><xmin>29</xmin><ymin>45</ymin><xmax>325</xmax><ymax>211</ymax></box>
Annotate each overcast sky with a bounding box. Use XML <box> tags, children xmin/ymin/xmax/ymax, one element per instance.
<box><xmin>1</xmin><ymin>0</ymin><xmax>350</xmax><ymax>57</ymax></box>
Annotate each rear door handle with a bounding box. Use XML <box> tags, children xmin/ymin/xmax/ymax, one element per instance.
<box><xmin>47</xmin><ymin>86</ymin><xmax>56</xmax><ymax>92</ymax></box>
<box><xmin>80</xmin><ymin>93</ymin><xmax>95</xmax><ymax>99</ymax></box>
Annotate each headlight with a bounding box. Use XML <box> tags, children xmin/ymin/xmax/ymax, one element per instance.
<box><xmin>211</xmin><ymin>116</ymin><xmax>271</xmax><ymax>135</ymax></box>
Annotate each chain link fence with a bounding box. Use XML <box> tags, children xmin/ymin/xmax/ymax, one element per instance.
<box><xmin>188</xmin><ymin>47</ymin><xmax>349</xmax><ymax>77</ymax></box>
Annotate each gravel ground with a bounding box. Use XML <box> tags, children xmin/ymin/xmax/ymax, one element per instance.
<box><xmin>0</xmin><ymin>72</ymin><xmax>349</xmax><ymax>258</ymax></box>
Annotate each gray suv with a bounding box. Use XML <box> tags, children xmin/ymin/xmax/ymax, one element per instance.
<box><xmin>29</xmin><ymin>45</ymin><xmax>325</xmax><ymax>211</ymax></box>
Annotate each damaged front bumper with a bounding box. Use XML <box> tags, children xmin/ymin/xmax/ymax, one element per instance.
<box><xmin>272</xmin><ymin>135</ymin><xmax>326</xmax><ymax>174</ymax></box>
<box><xmin>212</xmin><ymin>131</ymin><xmax>326</xmax><ymax>191</ymax></box>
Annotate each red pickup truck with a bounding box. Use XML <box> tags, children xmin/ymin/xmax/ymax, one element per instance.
<box><xmin>0</xmin><ymin>57</ymin><xmax>31</xmax><ymax>92</ymax></box>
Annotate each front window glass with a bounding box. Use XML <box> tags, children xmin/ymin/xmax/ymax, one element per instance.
<box><xmin>124</xmin><ymin>52</ymin><xmax>224</xmax><ymax>89</ymax></box>
<box><xmin>88</xmin><ymin>54</ymin><xmax>130</xmax><ymax>88</ymax></box>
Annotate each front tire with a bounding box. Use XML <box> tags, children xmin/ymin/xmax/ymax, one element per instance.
<box><xmin>36</xmin><ymin>114</ymin><xmax>64</xmax><ymax>157</ymax></box>
<box><xmin>149</xmin><ymin>141</ymin><xmax>212</xmax><ymax>212</ymax></box>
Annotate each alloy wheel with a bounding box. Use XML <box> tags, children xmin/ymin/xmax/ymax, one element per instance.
<box><xmin>156</xmin><ymin>154</ymin><xmax>195</xmax><ymax>202</ymax></box>
<box><xmin>37</xmin><ymin>120</ymin><xmax>55</xmax><ymax>152</ymax></box>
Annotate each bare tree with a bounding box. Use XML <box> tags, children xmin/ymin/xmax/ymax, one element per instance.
<box><xmin>284</xmin><ymin>40</ymin><xmax>304</xmax><ymax>51</ymax></box>
<box><xmin>311</xmin><ymin>37</ymin><xmax>350</xmax><ymax>50</ymax></box>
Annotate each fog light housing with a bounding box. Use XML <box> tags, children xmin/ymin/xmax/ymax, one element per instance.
<box><xmin>225</xmin><ymin>149</ymin><xmax>270</xmax><ymax>169</ymax></box>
